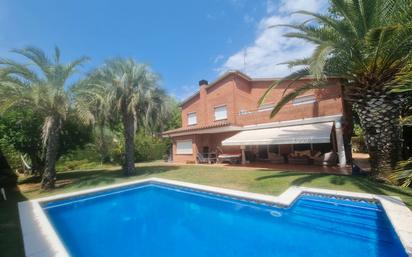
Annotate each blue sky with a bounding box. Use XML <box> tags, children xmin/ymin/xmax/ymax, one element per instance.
<box><xmin>0</xmin><ymin>0</ymin><xmax>328</xmax><ymax>100</ymax></box>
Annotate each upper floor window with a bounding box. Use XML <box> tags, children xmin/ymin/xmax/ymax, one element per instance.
<box><xmin>292</xmin><ymin>95</ymin><xmax>316</xmax><ymax>106</ymax></box>
<box><xmin>187</xmin><ymin>112</ymin><xmax>197</xmax><ymax>125</ymax></box>
<box><xmin>214</xmin><ymin>105</ymin><xmax>227</xmax><ymax>121</ymax></box>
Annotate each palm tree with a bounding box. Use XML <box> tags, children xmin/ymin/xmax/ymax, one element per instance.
<box><xmin>74</xmin><ymin>77</ymin><xmax>113</xmax><ymax>164</ymax></box>
<box><xmin>260</xmin><ymin>0</ymin><xmax>412</xmax><ymax>177</ymax></box>
<box><xmin>0</xmin><ymin>47</ymin><xmax>88</xmax><ymax>189</ymax></box>
<box><xmin>77</xmin><ymin>58</ymin><xmax>160</xmax><ymax>176</ymax></box>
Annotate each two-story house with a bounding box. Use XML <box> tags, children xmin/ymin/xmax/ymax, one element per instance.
<box><xmin>163</xmin><ymin>71</ymin><xmax>351</xmax><ymax>167</ymax></box>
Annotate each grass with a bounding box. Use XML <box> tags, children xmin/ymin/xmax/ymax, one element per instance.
<box><xmin>2</xmin><ymin>161</ymin><xmax>412</xmax><ymax>256</ymax></box>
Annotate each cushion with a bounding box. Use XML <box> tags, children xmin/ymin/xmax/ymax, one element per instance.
<box><xmin>295</xmin><ymin>150</ymin><xmax>311</xmax><ymax>157</ymax></box>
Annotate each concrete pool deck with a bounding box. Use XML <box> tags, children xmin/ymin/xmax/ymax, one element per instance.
<box><xmin>19</xmin><ymin>177</ymin><xmax>412</xmax><ymax>257</ymax></box>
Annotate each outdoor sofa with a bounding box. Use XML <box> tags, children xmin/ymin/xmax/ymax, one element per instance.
<box><xmin>288</xmin><ymin>150</ymin><xmax>337</xmax><ymax>166</ymax></box>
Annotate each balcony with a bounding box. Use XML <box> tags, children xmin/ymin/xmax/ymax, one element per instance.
<box><xmin>235</xmin><ymin>100</ymin><xmax>342</xmax><ymax>126</ymax></box>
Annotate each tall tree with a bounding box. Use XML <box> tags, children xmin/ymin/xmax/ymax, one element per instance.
<box><xmin>0</xmin><ymin>109</ymin><xmax>45</xmax><ymax>175</ymax></box>
<box><xmin>260</xmin><ymin>0</ymin><xmax>412</xmax><ymax>177</ymax></box>
<box><xmin>0</xmin><ymin>47</ymin><xmax>88</xmax><ymax>189</ymax></box>
<box><xmin>76</xmin><ymin>58</ymin><xmax>160</xmax><ymax>176</ymax></box>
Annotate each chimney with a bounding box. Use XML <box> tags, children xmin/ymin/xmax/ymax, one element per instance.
<box><xmin>199</xmin><ymin>80</ymin><xmax>208</xmax><ymax>87</ymax></box>
<box><xmin>199</xmin><ymin>80</ymin><xmax>208</xmax><ymax>125</ymax></box>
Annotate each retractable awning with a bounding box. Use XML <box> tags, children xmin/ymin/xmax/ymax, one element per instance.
<box><xmin>222</xmin><ymin>122</ymin><xmax>334</xmax><ymax>146</ymax></box>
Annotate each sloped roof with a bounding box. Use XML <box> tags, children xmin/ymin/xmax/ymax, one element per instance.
<box><xmin>179</xmin><ymin>70</ymin><xmax>341</xmax><ymax>106</ymax></box>
<box><xmin>162</xmin><ymin>121</ymin><xmax>233</xmax><ymax>135</ymax></box>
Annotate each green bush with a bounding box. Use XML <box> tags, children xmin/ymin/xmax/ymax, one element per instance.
<box><xmin>0</xmin><ymin>139</ymin><xmax>21</xmax><ymax>171</ymax></box>
<box><xmin>134</xmin><ymin>131</ymin><xmax>169</xmax><ymax>162</ymax></box>
<box><xmin>56</xmin><ymin>130</ymin><xmax>169</xmax><ymax>171</ymax></box>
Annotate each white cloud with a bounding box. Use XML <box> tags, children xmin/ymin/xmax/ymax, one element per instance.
<box><xmin>218</xmin><ymin>0</ymin><xmax>328</xmax><ymax>78</ymax></box>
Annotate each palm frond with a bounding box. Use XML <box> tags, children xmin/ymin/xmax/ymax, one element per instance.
<box><xmin>12</xmin><ymin>46</ymin><xmax>51</xmax><ymax>76</ymax></box>
<box><xmin>269</xmin><ymin>81</ymin><xmax>329</xmax><ymax>118</ymax></box>
<box><xmin>258</xmin><ymin>68</ymin><xmax>310</xmax><ymax>106</ymax></box>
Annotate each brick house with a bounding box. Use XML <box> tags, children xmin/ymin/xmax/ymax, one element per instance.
<box><xmin>163</xmin><ymin>71</ymin><xmax>351</xmax><ymax>166</ymax></box>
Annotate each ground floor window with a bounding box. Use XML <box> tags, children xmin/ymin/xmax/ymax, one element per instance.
<box><xmin>176</xmin><ymin>139</ymin><xmax>193</xmax><ymax>154</ymax></box>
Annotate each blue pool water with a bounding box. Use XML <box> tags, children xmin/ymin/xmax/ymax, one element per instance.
<box><xmin>42</xmin><ymin>183</ymin><xmax>407</xmax><ymax>257</ymax></box>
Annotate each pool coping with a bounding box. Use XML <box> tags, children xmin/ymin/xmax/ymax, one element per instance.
<box><xmin>18</xmin><ymin>177</ymin><xmax>412</xmax><ymax>257</ymax></box>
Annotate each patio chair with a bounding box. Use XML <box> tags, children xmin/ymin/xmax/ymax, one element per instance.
<box><xmin>197</xmin><ymin>152</ymin><xmax>211</xmax><ymax>164</ymax></box>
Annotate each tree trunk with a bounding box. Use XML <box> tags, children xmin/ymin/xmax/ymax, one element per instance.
<box><xmin>122</xmin><ymin>111</ymin><xmax>135</xmax><ymax>176</ymax></box>
<box><xmin>29</xmin><ymin>152</ymin><xmax>45</xmax><ymax>176</ymax></box>
<box><xmin>98</xmin><ymin>124</ymin><xmax>109</xmax><ymax>164</ymax></box>
<box><xmin>41</xmin><ymin>117</ymin><xmax>60</xmax><ymax>190</ymax></box>
<box><xmin>354</xmin><ymin>95</ymin><xmax>403</xmax><ymax>178</ymax></box>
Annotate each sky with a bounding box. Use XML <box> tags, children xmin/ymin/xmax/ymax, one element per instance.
<box><xmin>0</xmin><ymin>0</ymin><xmax>328</xmax><ymax>100</ymax></box>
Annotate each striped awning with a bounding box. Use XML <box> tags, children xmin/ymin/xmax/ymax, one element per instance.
<box><xmin>222</xmin><ymin>122</ymin><xmax>333</xmax><ymax>146</ymax></box>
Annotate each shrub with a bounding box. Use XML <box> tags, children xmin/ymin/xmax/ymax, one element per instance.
<box><xmin>134</xmin><ymin>131</ymin><xmax>169</xmax><ymax>162</ymax></box>
<box><xmin>389</xmin><ymin>159</ymin><xmax>412</xmax><ymax>188</ymax></box>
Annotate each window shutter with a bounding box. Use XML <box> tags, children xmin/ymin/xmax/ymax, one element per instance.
<box><xmin>176</xmin><ymin>140</ymin><xmax>193</xmax><ymax>154</ymax></box>
<box><xmin>214</xmin><ymin>106</ymin><xmax>227</xmax><ymax>120</ymax></box>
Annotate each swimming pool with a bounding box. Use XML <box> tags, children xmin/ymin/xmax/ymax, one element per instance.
<box><xmin>39</xmin><ymin>181</ymin><xmax>408</xmax><ymax>257</ymax></box>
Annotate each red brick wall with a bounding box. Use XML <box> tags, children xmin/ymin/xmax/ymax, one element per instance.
<box><xmin>181</xmin><ymin>75</ymin><xmax>343</xmax><ymax>128</ymax></box>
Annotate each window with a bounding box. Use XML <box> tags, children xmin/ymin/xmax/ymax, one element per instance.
<box><xmin>292</xmin><ymin>95</ymin><xmax>316</xmax><ymax>106</ymax></box>
<box><xmin>176</xmin><ymin>140</ymin><xmax>193</xmax><ymax>154</ymax></box>
<box><xmin>214</xmin><ymin>105</ymin><xmax>227</xmax><ymax>121</ymax></box>
<box><xmin>187</xmin><ymin>112</ymin><xmax>197</xmax><ymax>126</ymax></box>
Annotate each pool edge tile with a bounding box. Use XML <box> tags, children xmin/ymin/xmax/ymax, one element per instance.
<box><xmin>18</xmin><ymin>201</ymin><xmax>69</xmax><ymax>257</ymax></box>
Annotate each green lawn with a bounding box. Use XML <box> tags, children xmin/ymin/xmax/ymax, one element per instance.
<box><xmin>2</xmin><ymin>161</ymin><xmax>412</xmax><ymax>256</ymax></box>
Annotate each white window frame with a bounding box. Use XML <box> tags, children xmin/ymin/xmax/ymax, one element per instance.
<box><xmin>176</xmin><ymin>139</ymin><xmax>193</xmax><ymax>155</ymax></box>
<box><xmin>239</xmin><ymin>109</ymin><xmax>252</xmax><ymax>115</ymax></box>
<box><xmin>214</xmin><ymin>105</ymin><xmax>227</xmax><ymax>121</ymax></box>
<box><xmin>187</xmin><ymin>112</ymin><xmax>197</xmax><ymax>126</ymax></box>
<box><xmin>292</xmin><ymin>95</ymin><xmax>316</xmax><ymax>106</ymax></box>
